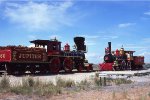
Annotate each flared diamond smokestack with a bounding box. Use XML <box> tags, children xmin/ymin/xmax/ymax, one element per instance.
<box><xmin>74</xmin><ymin>37</ymin><xmax>86</xmax><ymax>51</ymax></box>
<box><xmin>108</xmin><ymin>42</ymin><xmax>111</xmax><ymax>54</ymax></box>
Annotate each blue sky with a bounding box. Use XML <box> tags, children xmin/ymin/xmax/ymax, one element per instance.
<box><xmin>0</xmin><ymin>0</ymin><xmax>150</xmax><ymax>64</ymax></box>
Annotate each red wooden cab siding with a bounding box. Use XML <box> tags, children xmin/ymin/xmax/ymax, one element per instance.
<box><xmin>134</xmin><ymin>56</ymin><xmax>144</xmax><ymax>65</ymax></box>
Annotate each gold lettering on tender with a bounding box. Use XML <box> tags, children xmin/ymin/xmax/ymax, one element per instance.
<box><xmin>22</xmin><ymin>54</ymin><xmax>24</xmax><ymax>59</ymax></box>
<box><xmin>17</xmin><ymin>53</ymin><xmax>42</xmax><ymax>60</ymax></box>
<box><xmin>34</xmin><ymin>54</ymin><xmax>36</xmax><ymax>59</ymax></box>
<box><xmin>19</xmin><ymin>54</ymin><xmax>21</xmax><ymax>58</ymax></box>
<box><xmin>29</xmin><ymin>54</ymin><xmax>31</xmax><ymax>58</ymax></box>
<box><xmin>3</xmin><ymin>54</ymin><xmax>5</xmax><ymax>58</ymax></box>
<box><xmin>38</xmin><ymin>55</ymin><xmax>42</xmax><ymax>59</ymax></box>
<box><xmin>32</xmin><ymin>54</ymin><xmax>35</xmax><ymax>59</ymax></box>
<box><xmin>25</xmin><ymin>54</ymin><xmax>29</xmax><ymax>58</ymax></box>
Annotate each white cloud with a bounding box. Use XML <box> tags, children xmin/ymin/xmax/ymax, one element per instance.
<box><xmin>142</xmin><ymin>38</ymin><xmax>150</xmax><ymax>43</ymax></box>
<box><xmin>125</xmin><ymin>46</ymin><xmax>146</xmax><ymax>49</ymax></box>
<box><xmin>85</xmin><ymin>40</ymin><xmax>96</xmax><ymax>46</ymax></box>
<box><xmin>115</xmin><ymin>44</ymin><xmax>147</xmax><ymax>50</ymax></box>
<box><xmin>78</xmin><ymin>35</ymin><xmax>99</xmax><ymax>46</ymax></box>
<box><xmin>80</xmin><ymin>34</ymin><xmax>118</xmax><ymax>39</ymax></box>
<box><xmin>113</xmin><ymin>43</ymin><xmax>149</xmax><ymax>52</ymax></box>
<box><xmin>4</xmin><ymin>1</ymin><xmax>74</xmax><ymax>31</ymax></box>
<box><xmin>28</xmin><ymin>35</ymin><xmax>36</xmax><ymax>40</ymax></box>
<box><xmin>0</xmin><ymin>0</ymin><xmax>5</xmax><ymax>4</ymax></box>
<box><xmin>101</xmin><ymin>36</ymin><xmax>118</xmax><ymax>39</ymax></box>
<box><xmin>144</xmin><ymin>11</ymin><xmax>150</xmax><ymax>16</ymax></box>
<box><xmin>28</xmin><ymin>44</ymin><xmax>35</xmax><ymax>47</ymax></box>
<box><xmin>80</xmin><ymin>34</ymin><xmax>118</xmax><ymax>46</ymax></box>
<box><xmin>79</xmin><ymin>35</ymin><xmax>100</xmax><ymax>39</ymax></box>
<box><xmin>85</xmin><ymin>52</ymin><xmax>101</xmax><ymax>64</ymax></box>
<box><xmin>138</xmin><ymin>52</ymin><xmax>150</xmax><ymax>56</ymax></box>
<box><xmin>137</xmin><ymin>51</ymin><xmax>150</xmax><ymax>63</ymax></box>
<box><xmin>136</xmin><ymin>48</ymin><xmax>147</xmax><ymax>53</ymax></box>
<box><xmin>85</xmin><ymin>53</ymin><xmax>98</xmax><ymax>58</ymax></box>
<box><xmin>118</xmin><ymin>23</ymin><xmax>136</xmax><ymax>28</ymax></box>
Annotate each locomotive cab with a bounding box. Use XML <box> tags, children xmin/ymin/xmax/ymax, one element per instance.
<box><xmin>47</xmin><ymin>38</ymin><xmax>61</xmax><ymax>55</ymax></box>
<box><xmin>30</xmin><ymin>38</ymin><xmax>61</xmax><ymax>56</ymax></box>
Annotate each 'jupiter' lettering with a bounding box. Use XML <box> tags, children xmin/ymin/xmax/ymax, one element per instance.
<box><xmin>18</xmin><ymin>53</ymin><xmax>42</xmax><ymax>59</ymax></box>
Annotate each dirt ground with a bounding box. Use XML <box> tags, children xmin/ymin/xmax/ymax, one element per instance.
<box><xmin>0</xmin><ymin>82</ymin><xmax>150</xmax><ymax>100</ymax></box>
<box><xmin>0</xmin><ymin>75</ymin><xmax>150</xmax><ymax>100</ymax></box>
<box><xmin>50</xmin><ymin>81</ymin><xmax>150</xmax><ymax>100</ymax></box>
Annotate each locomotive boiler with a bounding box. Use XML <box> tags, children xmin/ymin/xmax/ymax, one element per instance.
<box><xmin>0</xmin><ymin>37</ymin><xmax>93</xmax><ymax>75</ymax></box>
<box><xmin>99</xmin><ymin>42</ymin><xmax>144</xmax><ymax>71</ymax></box>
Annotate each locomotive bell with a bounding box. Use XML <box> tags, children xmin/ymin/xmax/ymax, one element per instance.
<box><xmin>120</xmin><ymin>47</ymin><xmax>124</xmax><ymax>55</ymax></box>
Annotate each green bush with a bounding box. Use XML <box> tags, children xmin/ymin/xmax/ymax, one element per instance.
<box><xmin>28</xmin><ymin>77</ymin><xmax>34</xmax><ymax>87</ymax></box>
<box><xmin>10</xmin><ymin>85</ymin><xmax>33</xmax><ymax>95</ymax></box>
<box><xmin>95</xmin><ymin>73</ymin><xmax>99</xmax><ymax>78</ymax></box>
<box><xmin>22</xmin><ymin>77</ymin><xmax>35</xmax><ymax>87</ymax></box>
<box><xmin>0</xmin><ymin>74</ymin><xmax>10</xmax><ymax>91</ymax></box>
<box><xmin>77</xmin><ymin>79</ymin><xmax>91</xmax><ymax>90</ymax></box>
<box><xmin>94</xmin><ymin>77</ymin><xmax>100</xmax><ymax>86</ymax></box>
<box><xmin>33</xmin><ymin>82</ymin><xmax>61</xmax><ymax>96</ymax></box>
<box><xmin>65</xmin><ymin>80</ymin><xmax>75</xmax><ymax>87</ymax></box>
<box><xmin>10</xmin><ymin>77</ymin><xmax>35</xmax><ymax>95</ymax></box>
<box><xmin>56</xmin><ymin>78</ymin><xmax>66</xmax><ymax>88</ymax></box>
<box><xmin>11</xmin><ymin>78</ymin><xmax>62</xmax><ymax>96</ymax></box>
<box><xmin>114</xmin><ymin>78</ymin><xmax>132</xmax><ymax>85</ymax></box>
<box><xmin>56</xmin><ymin>78</ymin><xmax>75</xmax><ymax>88</ymax></box>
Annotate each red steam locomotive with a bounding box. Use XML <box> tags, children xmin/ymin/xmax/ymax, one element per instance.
<box><xmin>0</xmin><ymin>37</ymin><xmax>93</xmax><ymax>75</ymax></box>
<box><xmin>99</xmin><ymin>42</ymin><xmax>144</xmax><ymax>71</ymax></box>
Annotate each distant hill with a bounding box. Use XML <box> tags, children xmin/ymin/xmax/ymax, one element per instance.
<box><xmin>143</xmin><ymin>63</ymin><xmax>150</xmax><ymax>69</ymax></box>
<box><xmin>92</xmin><ymin>64</ymin><xmax>99</xmax><ymax>70</ymax></box>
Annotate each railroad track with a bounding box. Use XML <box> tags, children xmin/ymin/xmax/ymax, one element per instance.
<box><xmin>99</xmin><ymin>69</ymin><xmax>150</xmax><ymax>79</ymax></box>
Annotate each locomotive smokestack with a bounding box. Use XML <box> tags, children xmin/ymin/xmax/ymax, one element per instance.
<box><xmin>108</xmin><ymin>42</ymin><xmax>111</xmax><ymax>54</ymax></box>
<box><xmin>74</xmin><ymin>37</ymin><xmax>86</xmax><ymax>51</ymax></box>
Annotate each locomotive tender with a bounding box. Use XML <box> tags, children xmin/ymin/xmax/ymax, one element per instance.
<box><xmin>0</xmin><ymin>37</ymin><xmax>93</xmax><ymax>74</ymax></box>
<box><xmin>99</xmin><ymin>42</ymin><xmax>144</xmax><ymax>71</ymax></box>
